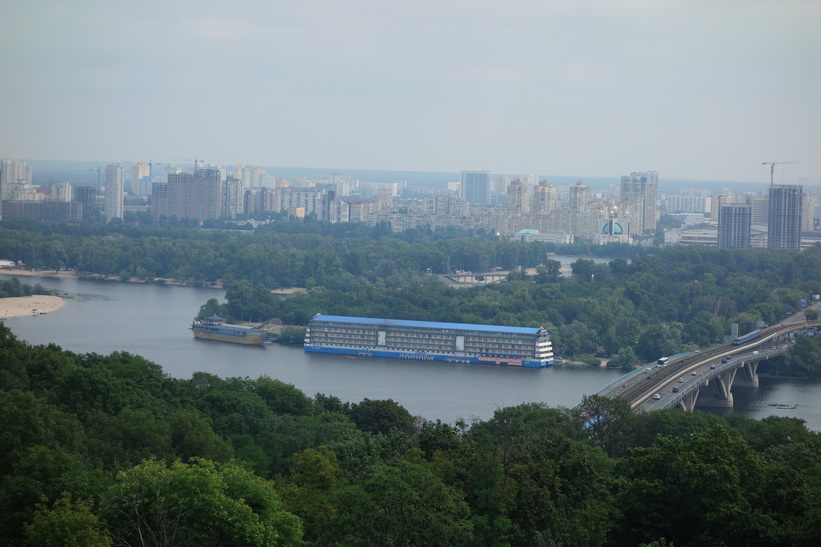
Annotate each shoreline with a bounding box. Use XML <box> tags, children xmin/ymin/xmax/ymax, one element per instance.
<box><xmin>0</xmin><ymin>268</ymin><xmax>306</xmax><ymax>296</ymax></box>
<box><xmin>0</xmin><ymin>268</ymin><xmax>224</xmax><ymax>289</ymax></box>
<box><xmin>0</xmin><ymin>295</ymin><xmax>66</xmax><ymax>319</ymax></box>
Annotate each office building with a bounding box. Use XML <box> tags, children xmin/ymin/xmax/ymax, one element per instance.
<box><xmin>460</xmin><ymin>171</ymin><xmax>492</xmax><ymax>206</ymax></box>
<box><xmin>104</xmin><ymin>164</ymin><xmax>124</xmax><ymax>221</ymax></box>
<box><xmin>620</xmin><ymin>171</ymin><xmax>658</xmax><ymax>235</ymax></box>
<box><xmin>767</xmin><ymin>184</ymin><xmax>803</xmax><ymax>250</ymax></box>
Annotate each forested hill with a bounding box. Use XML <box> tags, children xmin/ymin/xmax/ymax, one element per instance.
<box><xmin>1</xmin><ymin>322</ymin><xmax>820</xmax><ymax>545</ymax></box>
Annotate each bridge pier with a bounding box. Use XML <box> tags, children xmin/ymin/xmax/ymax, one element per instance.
<box><xmin>734</xmin><ymin>360</ymin><xmax>760</xmax><ymax>388</ymax></box>
<box><xmin>676</xmin><ymin>390</ymin><xmax>699</xmax><ymax>411</ymax></box>
<box><xmin>695</xmin><ymin>369</ymin><xmax>737</xmax><ymax>409</ymax></box>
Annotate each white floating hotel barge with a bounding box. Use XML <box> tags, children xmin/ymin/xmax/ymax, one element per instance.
<box><xmin>304</xmin><ymin>314</ymin><xmax>553</xmax><ymax>367</ymax></box>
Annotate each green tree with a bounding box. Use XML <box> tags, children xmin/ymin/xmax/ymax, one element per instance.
<box><xmin>571</xmin><ymin>394</ymin><xmax>636</xmax><ymax>458</ymax></box>
<box><xmin>614</xmin><ymin>425</ymin><xmax>810</xmax><ymax>546</ymax></box>
<box><xmin>24</xmin><ymin>494</ymin><xmax>112</xmax><ymax>547</ymax></box>
<box><xmin>328</xmin><ymin>460</ymin><xmax>473</xmax><ymax>546</ymax></box>
<box><xmin>274</xmin><ymin>326</ymin><xmax>307</xmax><ymax>345</ymax></box>
<box><xmin>349</xmin><ymin>398</ymin><xmax>415</xmax><ymax>436</ymax></box>
<box><xmin>254</xmin><ymin>376</ymin><xmax>313</xmax><ymax>416</ymax></box>
<box><xmin>279</xmin><ymin>447</ymin><xmax>347</xmax><ymax>544</ymax></box>
<box><xmin>610</xmin><ymin>346</ymin><xmax>641</xmax><ymax>370</ymax></box>
<box><xmin>102</xmin><ymin>458</ymin><xmax>302</xmax><ymax>546</ymax></box>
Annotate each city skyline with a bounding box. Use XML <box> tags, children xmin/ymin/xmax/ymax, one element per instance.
<box><xmin>2</xmin><ymin>1</ymin><xmax>819</xmax><ymax>185</ymax></box>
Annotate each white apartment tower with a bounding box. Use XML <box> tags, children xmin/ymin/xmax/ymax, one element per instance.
<box><xmin>104</xmin><ymin>164</ymin><xmax>124</xmax><ymax>221</ymax></box>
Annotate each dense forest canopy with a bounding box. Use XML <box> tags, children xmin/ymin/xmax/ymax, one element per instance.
<box><xmin>3</xmin><ymin>220</ymin><xmax>821</xmax><ymax>544</ymax></box>
<box><xmin>1</xmin><ymin>322</ymin><xmax>820</xmax><ymax>545</ymax></box>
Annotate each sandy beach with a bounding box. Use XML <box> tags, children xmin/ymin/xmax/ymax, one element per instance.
<box><xmin>0</xmin><ymin>295</ymin><xmax>66</xmax><ymax>319</ymax></box>
<box><xmin>0</xmin><ymin>268</ymin><xmax>79</xmax><ymax>279</ymax></box>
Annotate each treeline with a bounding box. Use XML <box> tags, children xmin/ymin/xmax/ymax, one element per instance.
<box><xmin>0</xmin><ymin>220</ymin><xmax>577</xmax><ymax>286</ymax></box>
<box><xmin>0</xmin><ymin>277</ymin><xmax>54</xmax><ymax>299</ymax></box>
<box><xmin>1</xmin><ymin>323</ymin><xmax>820</xmax><ymax>545</ymax></box>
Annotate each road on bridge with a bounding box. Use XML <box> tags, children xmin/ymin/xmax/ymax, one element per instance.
<box><xmin>597</xmin><ymin>316</ymin><xmax>820</xmax><ymax>412</ymax></box>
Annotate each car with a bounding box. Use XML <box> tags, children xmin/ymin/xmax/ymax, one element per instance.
<box><xmin>721</xmin><ymin>358</ymin><xmax>728</xmax><ymax>363</ymax></box>
<box><xmin>678</xmin><ymin>377</ymin><xmax>685</xmax><ymax>383</ymax></box>
<box><xmin>652</xmin><ymin>393</ymin><xmax>661</xmax><ymax>400</ymax></box>
<box><xmin>672</xmin><ymin>386</ymin><xmax>679</xmax><ymax>393</ymax></box>
<box><xmin>709</xmin><ymin>364</ymin><xmax>716</xmax><ymax>369</ymax></box>
<box><xmin>753</xmin><ymin>350</ymin><xmax>760</xmax><ymax>355</ymax></box>
<box><xmin>691</xmin><ymin>371</ymin><xmax>697</xmax><ymax>376</ymax></box>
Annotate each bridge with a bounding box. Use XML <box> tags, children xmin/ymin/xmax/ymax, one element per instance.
<box><xmin>594</xmin><ymin>320</ymin><xmax>820</xmax><ymax>413</ymax></box>
<box><xmin>442</xmin><ymin>272</ymin><xmax>509</xmax><ymax>285</ymax></box>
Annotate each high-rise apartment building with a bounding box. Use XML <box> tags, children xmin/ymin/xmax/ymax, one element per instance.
<box><xmin>223</xmin><ymin>177</ymin><xmax>244</xmax><ymax>219</ymax></box>
<box><xmin>568</xmin><ymin>181</ymin><xmax>597</xmax><ymax>239</ymax></box>
<box><xmin>718</xmin><ymin>203</ymin><xmax>752</xmax><ymax>249</ymax></box>
<box><xmin>533</xmin><ymin>181</ymin><xmax>557</xmax><ymax>214</ymax></box>
<box><xmin>104</xmin><ymin>164</ymin><xmax>124</xmax><ymax>221</ymax></box>
<box><xmin>767</xmin><ymin>184</ymin><xmax>803</xmax><ymax>250</ymax></box>
<box><xmin>74</xmin><ymin>186</ymin><xmax>100</xmax><ymax>220</ymax></box>
<box><xmin>506</xmin><ymin>178</ymin><xmax>530</xmax><ymax>215</ymax></box>
<box><xmin>620</xmin><ymin>171</ymin><xmax>658</xmax><ymax>235</ymax></box>
<box><xmin>131</xmin><ymin>163</ymin><xmax>151</xmax><ymax>195</ymax></box>
<box><xmin>1</xmin><ymin>159</ymin><xmax>34</xmax><ymax>210</ymax></box>
<box><xmin>50</xmin><ymin>181</ymin><xmax>73</xmax><ymax>202</ymax></box>
<box><xmin>460</xmin><ymin>171</ymin><xmax>492</xmax><ymax>206</ymax></box>
<box><xmin>152</xmin><ymin>168</ymin><xmax>223</xmax><ymax>222</ymax></box>
<box><xmin>1</xmin><ymin>158</ymin><xmax>32</xmax><ymax>186</ymax></box>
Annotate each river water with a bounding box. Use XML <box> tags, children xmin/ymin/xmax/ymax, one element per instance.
<box><xmin>2</xmin><ymin>274</ymin><xmax>820</xmax><ymax>430</ymax></box>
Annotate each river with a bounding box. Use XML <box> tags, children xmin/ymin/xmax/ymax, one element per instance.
<box><xmin>2</xmin><ymin>274</ymin><xmax>820</xmax><ymax>430</ymax></box>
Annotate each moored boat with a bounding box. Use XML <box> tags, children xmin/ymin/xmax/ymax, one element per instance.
<box><xmin>192</xmin><ymin>315</ymin><xmax>265</xmax><ymax>346</ymax></box>
<box><xmin>304</xmin><ymin>314</ymin><xmax>553</xmax><ymax>367</ymax></box>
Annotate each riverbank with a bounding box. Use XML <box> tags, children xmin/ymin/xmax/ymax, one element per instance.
<box><xmin>0</xmin><ymin>268</ymin><xmax>311</xmax><ymax>296</ymax></box>
<box><xmin>1</xmin><ymin>268</ymin><xmax>223</xmax><ymax>289</ymax></box>
<box><xmin>0</xmin><ymin>295</ymin><xmax>66</xmax><ymax>318</ymax></box>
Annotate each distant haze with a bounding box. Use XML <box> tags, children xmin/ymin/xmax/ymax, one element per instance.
<box><xmin>26</xmin><ymin>159</ymin><xmax>789</xmax><ymax>196</ymax></box>
<box><xmin>2</xmin><ymin>1</ymin><xmax>819</xmax><ymax>185</ymax></box>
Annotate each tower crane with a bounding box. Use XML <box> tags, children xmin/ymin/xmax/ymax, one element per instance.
<box><xmin>762</xmin><ymin>161</ymin><xmax>798</xmax><ymax>186</ymax></box>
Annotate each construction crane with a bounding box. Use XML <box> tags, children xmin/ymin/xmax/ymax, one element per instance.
<box><xmin>762</xmin><ymin>161</ymin><xmax>798</xmax><ymax>186</ymax></box>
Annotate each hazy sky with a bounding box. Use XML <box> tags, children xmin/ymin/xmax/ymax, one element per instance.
<box><xmin>2</xmin><ymin>0</ymin><xmax>819</xmax><ymax>183</ymax></box>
